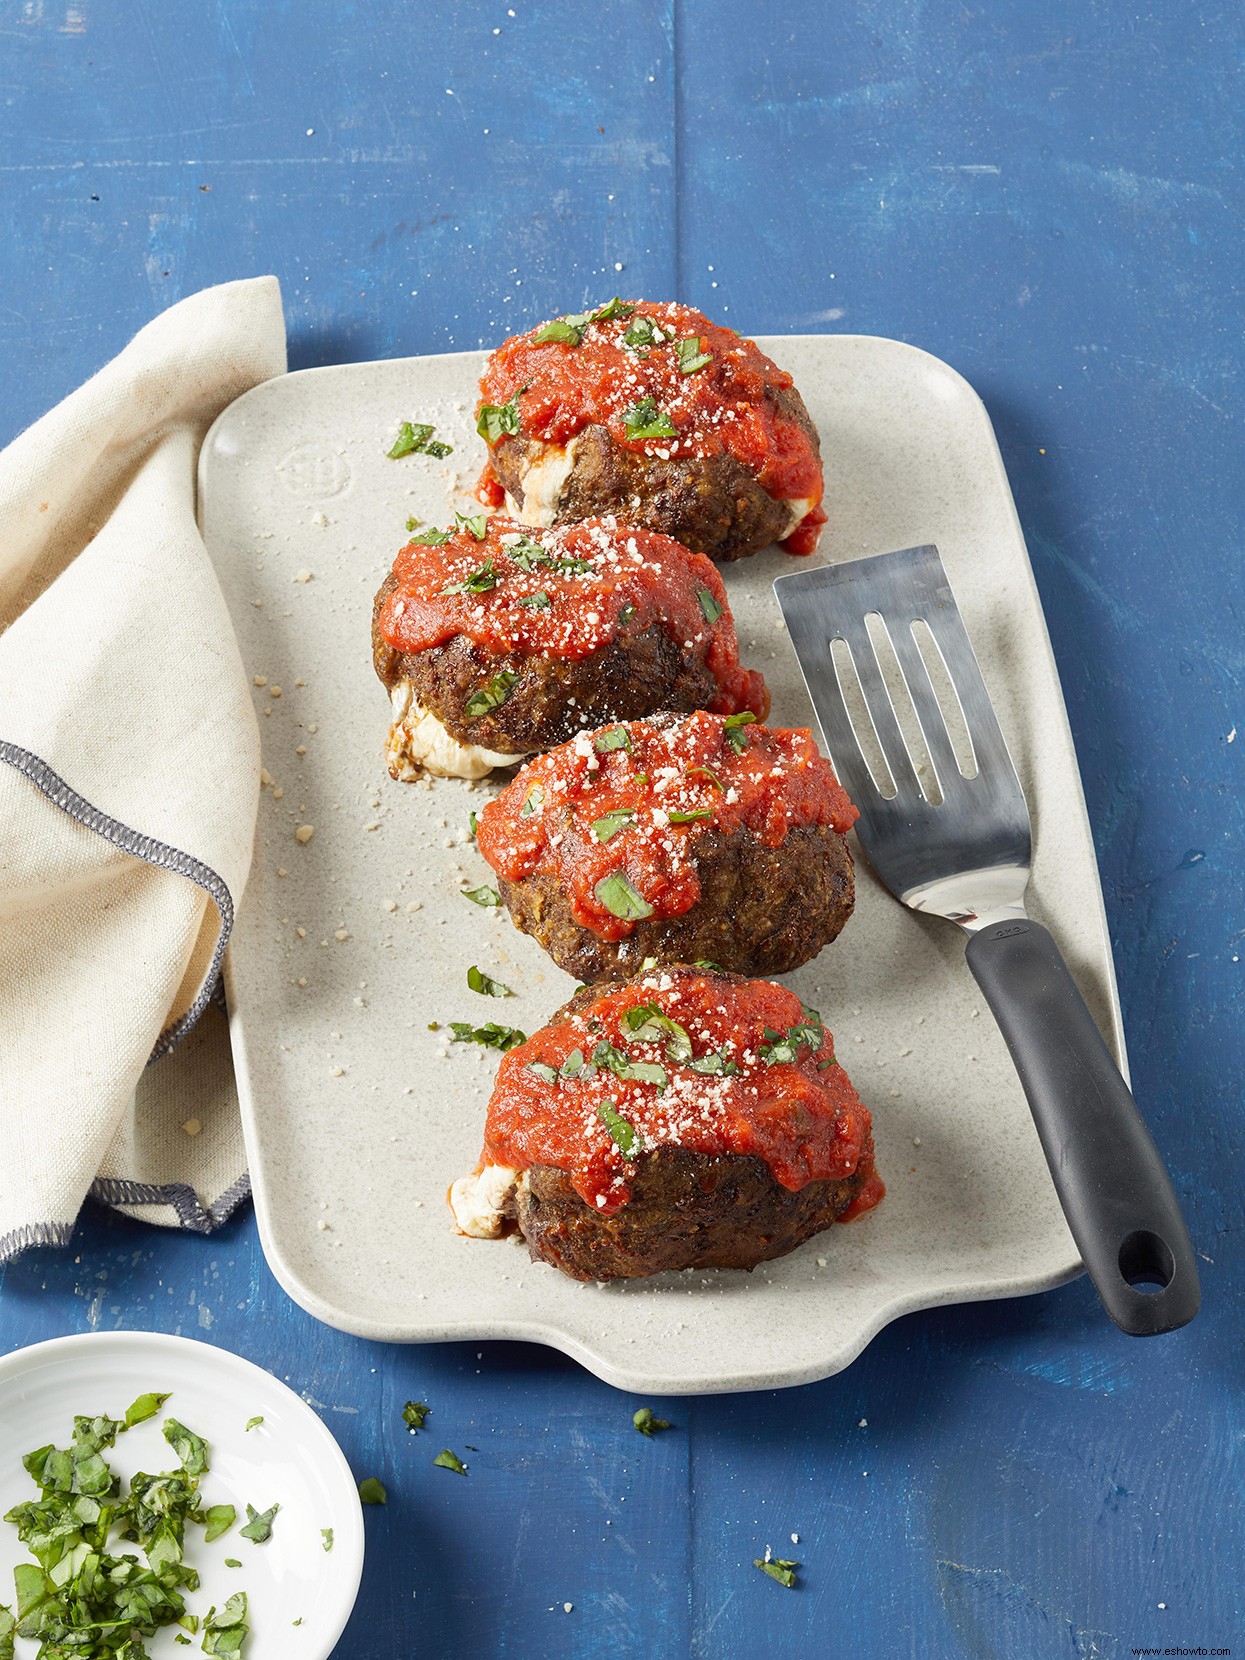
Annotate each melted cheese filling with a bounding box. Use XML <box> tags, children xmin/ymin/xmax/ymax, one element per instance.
<box><xmin>449</xmin><ymin>1164</ymin><xmax>521</xmax><ymax>1237</ymax></box>
<box><xmin>386</xmin><ymin>682</ymin><xmax>526</xmax><ymax>781</ymax></box>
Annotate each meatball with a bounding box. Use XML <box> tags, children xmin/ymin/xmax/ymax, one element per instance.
<box><xmin>371</xmin><ymin>515</ymin><xmax>768</xmax><ymax>780</ymax></box>
<box><xmin>475</xmin><ymin>710</ymin><xmax>858</xmax><ymax>979</ymax></box>
<box><xmin>448</xmin><ymin>968</ymin><xmax>883</xmax><ymax>1281</ymax></box>
<box><xmin>475</xmin><ymin>299</ymin><xmax>826</xmax><ymax>562</ymax></box>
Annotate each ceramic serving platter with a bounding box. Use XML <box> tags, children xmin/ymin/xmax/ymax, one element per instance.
<box><xmin>201</xmin><ymin>334</ymin><xmax>1121</xmax><ymax>1395</ymax></box>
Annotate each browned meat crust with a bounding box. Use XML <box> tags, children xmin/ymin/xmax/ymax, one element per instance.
<box><xmin>514</xmin><ymin>1146</ymin><xmax>873</xmax><ymax>1280</ymax></box>
<box><xmin>496</xmin><ymin>821</ymin><xmax>855</xmax><ymax>980</ymax></box>
<box><xmin>490</xmin><ymin>382</ymin><xmax>821</xmax><ymax>563</ymax></box>
<box><xmin>371</xmin><ymin>570</ymin><xmax>730</xmax><ymax>753</ymax></box>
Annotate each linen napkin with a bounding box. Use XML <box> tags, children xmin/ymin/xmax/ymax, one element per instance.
<box><xmin>0</xmin><ymin>277</ymin><xmax>287</xmax><ymax>1262</ymax></box>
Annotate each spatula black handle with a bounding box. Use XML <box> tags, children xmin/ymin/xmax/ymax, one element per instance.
<box><xmin>965</xmin><ymin>918</ymin><xmax>1200</xmax><ymax>1336</ymax></box>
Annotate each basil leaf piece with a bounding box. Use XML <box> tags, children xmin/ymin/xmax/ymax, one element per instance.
<box><xmin>468</xmin><ymin>810</ymin><xmax>479</xmax><ymax>838</ymax></box>
<box><xmin>621</xmin><ymin>396</ymin><xmax>678</xmax><ymax>441</ymax></box>
<box><xmin>433</xmin><ymin>1448</ymin><xmax>468</xmax><ymax>1475</ymax></box>
<box><xmin>477</xmin><ymin>390</ymin><xmax>523</xmax><ymax>444</ymax></box>
<box><xmin>162</xmin><ymin>1418</ymin><xmax>208</xmax><ymax>1478</ymax></box>
<box><xmin>560</xmin><ymin>1049</ymin><xmax>585</xmax><ymax>1078</ymax></box>
<box><xmin>0</xmin><ymin>1605</ymin><xmax>14</xmax><ymax>1660</ymax></box>
<box><xmin>724</xmin><ymin>710</ymin><xmax>757</xmax><ymax>753</ymax></box>
<box><xmin>526</xmin><ymin>1061</ymin><xmax>559</xmax><ymax>1084</ymax></box>
<box><xmin>465</xmin><ymin>668</ymin><xmax>519</xmax><ymax>719</ymax></box>
<box><xmin>402</xmin><ymin>1402</ymin><xmax>430</xmax><ymax>1432</ymax></box>
<box><xmin>462</xmin><ymin>884</ymin><xmax>503</xmax><ymax>907</ymax></box>
<box><xmin>623</xmin><ymin>315</ymin><xmax>657</xmax><ymax>348</ymax></box>
<box><xmin>618</xmin><ymin>601</ymin><xmax>636</xmax><ymax>626</ymax></box>
<box><xmin>244</xmin><ymin>1416</ymin><xmax>263</xmax><ymax>1432</ymax></box>
<box><xmin>204</xmin><ymin>1503</ymin><xmax>235</xmax><ymax>1543</ymax></box>
<box><xmin>534</xmin><ymin>314</ymin><xmax>590</xmax><ymax>346</ymax></box>
<box><xmin>225</xmin><ymin>1556</ymin><xmax>242</xmax><ymax>1567</ymax></box>
<box><xmin>633</xmin><ymin>1407</ymin><xmax>672</xmax><ymax>1437</ymax></box>
<box><xmin>676</xmin><ymin>336</ymin><xmax>714</xmax><ymax>374</ymax></box>
<box><xmin>688</xmin><ymin>765</ymin><xmax>725</xmax><ymax>790</ymax></box>
<box><xmin>754</xmin><ymin>1557</ymin><xmax>800</xmax><ymax>1589</ymax></box>
<box><xmin>387</xmin><ymin>420</ymin><xmax>434</xmax><ymax>458</ymax></box>
<box><xmin>698</xmin><ymin>587</ymin><xmax>724</xmax><ymax>625</ymax></box>
<box><xmin>596</xmin><ymin>1098</ymin><xmax>641</xmax><ymax>1159</ymax></box>
<box><xmin>442</xmin><ymin>558</ymin><xmax>498</xmax><ymax>595</ymax></box>
<box><xmin>517</xmin><ymin>590</ymin><xmax>551</xmax><ymax>609</ymax></box>
<box><xmin>203</xmin><ymin>1591</ymin><xmax>249</xmax><ymax>1654</ymax></box>
<box><xmin>405</xmin><ymin>516</ymin><xmax>422</xmax><ymax>532</ymax></box>
<box><xmin>668</xmin><ymin>808</ymin><xmax>711</xmax><ymax>824</ymax></box>
<box><xmin>621</xmin><ymin>1003</ymin><xmax>694</xmax><ymax>1062</ymax></box>
<box><xmin>239</xmin><ymin>1501</ymin><xmax>279</xmax><ymax>1544</ymax></box>
<box><xmin>594</xmin><ymin>872</ymin><xmax>654</xmax><ymax>920</ymax></box>
<box><xmin>448</xmin><ymin>1021</ymin><xmax>527</xmax><ymax>1052</ymax></box>
<box><xmin>467</xmin><ymin>964</ymin><xmax>511</xmax><ymax>999</ymax></box>
<box><xmin>521</xmin><ymin>783</ymin><xmax>545</xmax><ymax>817</ymax></box>
<box><xmin>621</xmin><ymin>1060</ymin><xmax>668</xmax><ymax>1088</ymax></box>
<box><xmin>408</xmin><ymin>526</ymin><xmax>452</xmax><ymax>546</ymax></box>
<box><xmin>591</xmin><ymin>296</ymin><xmax>633</xmax><ymax>322</ymax></box>
<box><xmin>594</xmin><ymin>725</ymin><xmax>632</xmax><ymax>753</ymax></box>
<box><xmin>456</xmin><ymin>511</ymin><xmax>489</xmax><ymax>539</ymax></box>
<box><xmin>358</xmin><ymin>1477</ymin><xmax>387</xmax><ymax>1505</ymax></box>
<box><xmin>688</xmin><ymin>1048</ymin><xmax>739</xmax><ymax>1076</ymax></box>
<box><xmin>123</xmin><ymin>1391</ymin><xmax>171</xmax><ymax>1429</ymax></box>
<box><xmin>423</xmin><ymin>438</ymin><xmax>454</xmax><ymax>458</ymax></box>
<box><xmin>694</xmin><ymin>958</ymin><xmax>725</xmax><ymax>971</ymax></box>
<box><xmin>818</xmin><ymin>1055</ymin><xmax>840</xmax><ymax>1070</ymax></box>
<box><xmin>322</xmin><ymin>1526</ymin><xmax>335</xmax><ymax>1551</ymax></box>
<box><xmin>591</xmin><ymin>808</ymin><xmax>635</xmax><ymax>843</ymax></box>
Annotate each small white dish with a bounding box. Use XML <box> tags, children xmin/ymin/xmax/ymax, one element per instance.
<box><xmin>0</xmin><ymin>1331</ymin><xmax>364</xmax><ymax>1657</ymax></box>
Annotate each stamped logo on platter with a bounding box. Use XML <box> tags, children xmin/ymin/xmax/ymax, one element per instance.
<box><xmin>276</xmin><ymin>443</ymin><xmax>353</xmax><ymax>500</ymax></box>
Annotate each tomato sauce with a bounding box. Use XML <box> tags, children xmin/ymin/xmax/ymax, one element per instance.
<box><xmin>482</xmin><ymin>968</ymin><xmax>881</xmax><ymax>1215</ymax></box>
<box><xmin>476</xmin><ymin>301</ymin><xmax>824</xmax><ymax>552</ymax></box>
<box><xmin>375</xmin><ymin>516</ymin><xmax>768</xmax><ymax>717</ymax></box>
<box><xmin>475</xmin><ymin>710</ymin><xmax>858</xmax><ymax>940</ymax></box>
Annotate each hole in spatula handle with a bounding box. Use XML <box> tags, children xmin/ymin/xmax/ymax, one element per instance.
<box><xmin>1118</xmin><ymin>1229</ymin><xmax>1176</xmax><ymax>1294</ymax></box>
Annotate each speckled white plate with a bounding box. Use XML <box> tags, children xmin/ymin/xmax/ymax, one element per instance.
<box><xmin>200</xmin><ymin>336</ymin><xmax>1117</xmax><ymax>1395</ymax></box>
<box><xmin>0</xmin><ymin>1332</ymin><xmax>364</xmax><ymax>1656</ymax></box>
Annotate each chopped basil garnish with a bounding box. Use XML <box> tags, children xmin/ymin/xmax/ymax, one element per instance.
<box><xmin>534</xmin><ymin>314</ymin><xmax>591</xmax><ymax>346</ymax></box>
<box><xmin>239</xmin><ymin>1502</ymin><xmax>279</xmax><ymax>1544</ymax></box>
<box><xmin>468</xmin><ymin>810</ymin><xmax>479</xmax><ymax>839</ymax></box>
<box><xmin>618</xmin><ymin>601</ymin><xmax>636</xmax><ymax>626</ymax></box>
<box><xmin>405</xmin><ymin>515</ymin><xmax>422</xmax><ymax>532</ymax></box>
<box><xmin>698</xmin><ymin>588</ymin><xmax>724</xmax><ymax>625</ymax></box>
<box><xmin>526</xmin><ymin>1061</ymin><xmax>559</xmax><ymax>1084</ymax></box>
<box><xmin>467</xmin><ymin>964</ymin><xmax>511</xmax><ymax>998</ymax></box>
<box><xmin>442</xmin><ymin>558</ymin><xmax>498</xmax><ymax>595</ymax></box>
<box><xmin>754</xmin><ymin>1557</ymin><xmax>800</xmax><ymax>1589</ymax></box>
<box><xmin>402</xmin><ymin>1402</ymin><xmax>431</xmax><ymax>1432</ymax></box>
<box><xmin>225</xmin><ymin>1558</ymin><xmax>242</xmax><ymax>1569</ymax></box>
<box><xmin>477</xmin><ymin>389</ymin><xmax>523</xmax><ymax>444</ymax></box>
<box><xmin>818</xmin><ymin>1056</ymin><xmax>840</xmax><ymax>1071</ymax></box>
<box><xmin>594</xmin><ymin>872</ymin><xmax>654</xmax><ymax>920</ymax></box>
<box><xmin>724</xmin><ymin>710</ymin><xmax>757</xmax><ymax>753</ymax></box>
<box><xmin>760</xmin><ymin>1008</ymin><xmax>824</xmax><ymax>1066</ymax></box>
<box><xmin>433</xmin><ymin>1449</ymin><xmax>468</xmax><ymax>1475</ymax></box>
<box><xmin>465</xmin><ymin>667</ymin><xmax>520</xmax><ymax>719</ymax></box>
<box><xmin>203</xmin><ymin>1591</ymin><xmax>250</xmax><ymax>1654</ymax></box>
<box><xmin>592</xmin><ymin>808</ymin><xmax>635</xmax><ymax>843</ymax></box>
<box><xmin>448</xmin><ymin>1021</ymin><xmax>527</xmax><ymax>1051</ymax></box>
<box><xmin>688</xmin><ymin>1048</ymin><xmax>740</xmax><ymax>1076</ymax></box>
<box><xmin>676</xmin><ymin>336</ymin><xmax>713</xmax><ymax>374</ymax></box>
<box><xmin>596</xmin><ymin>1098</ymin><xmax>641</xmax><ymax>1158</ymax></box>
<box><xmin>321</xmin><ymin>1527</ymin><xmax>335</xmax><ymax>1551</ymax></box>
<box><xmin>517</xmin><ymin>590</ymin><xmax>551</xmax><ymax>608</ymax></box>
<box><xmin>623</xmin><ymin>1004</ymin><xmax>693</xmax><ymax>1063</ymax></box>
<box><xmin>462</xmin><ymin>883</ymin><xmax>502</xmax><ymax>907</ymax></box>
<box><xmin>621</xmin><ymin>396</ymin><xmax>678</xmax><ymax>440</ymax></box>
<box><xmin>594</xmin><ymin>725</ymin><xmax>632</xmax><ymax>753</ymax></box>
<box><xmin>688</xmin><ymin>765</ymin><xmax>725</xmax><ymax>790</ymax></box>
<box><xmin>633</xmin><ymin>1407</ymin><xmax>672</xmax><ymax>1437</ymax></box>
<box><xmin>504</xmin><ymin>534</ymin><xmax>548</xmax><ymax>571</ymax></box>
<box><xmin>204</xmin><ymin>1504</ymin><xmax>236</xmax><ymax>1542</ymax></box>
<box><xmin>456</xmin><ymin>511</ymin><xmax>489</xmax><ymax>539</ymax></box>
<box><xmin>668</xmin><ymin>808</ymin><xmax>712</xmax><ymax>824</ymax></box>
<box><xmin>358</xmin><ymin>1477</ymin><xmax>387</xmax><ymax>1505</ymax></box>
<box><xmin>560</xmin><ymin>1049</ymin><xmax>585</xmax><ymax>1078</ymax></box>
<box><xmin>621</xmin><ymin>1060</ymin><xmax>668</xmax><ymax>1088</ymax></box>
<box><xmin>124</xmin><ymin>1391</ymin><xmax>171</xmax><ymax>1428</ymax></box>
<box><xmin>521</xmin><ymin>783</ymin><xmax>545</xmax><ymax>818</ymax></box>
<box><xmin>244</xmin><ymin>1416</ymin><xmax>263</xmax><ymax>1432</ymax></box>
<box><xmin>591</xmin><ymin>296</ymin><xmax>633</xmax><ymax>322</ymax></box>
<box><xmin>388</xmin><ymin>421</ymin><xmax>453</xmax><ymax>460</ymax></box>
<box><xmin>623</xmin><ymin>315</ymin><xmax>658</xmax><ymax>348</ymax></box>
<box><xmin>694</xmin><ymin>958</ymin><xmax>725</xmax><ymax>971</ymax></box>
<box><xmin>163</xmin><ymin>1417</ymin><xmax>208</xmax><ymax>1477</ymax></box>
<box><xmin>407</xmin><ymin>526</ymin><xmax>452</xmax><ymax>546</ymax></box>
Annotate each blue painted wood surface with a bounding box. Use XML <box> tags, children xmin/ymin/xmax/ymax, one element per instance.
<box><xmin>1</xmin><ymin>3</ymin><xmax>1241</xmax><ymax>1654</ymax></box>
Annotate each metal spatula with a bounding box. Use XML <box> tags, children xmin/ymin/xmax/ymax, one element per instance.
<box><xmin>774</xmin><ymin>543</ymin><xmax>1199</xmax><ymax>1337</ymax></box>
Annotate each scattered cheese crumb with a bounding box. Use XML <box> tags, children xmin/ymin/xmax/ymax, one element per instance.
<box><xmin>407</xmin><ymin>901</ymin><xmax>422</xmax><ymax>912</ymax></box>
<box><xmin>273</xmin><ymin>787</ymin><xmax>284</xmax><ymax>799</ymax></box>
<box><xmin>563</xmin><ymin>1603</ymin><xmax>573</xmax><ymax>1614</ymax></box>
<box><xmin>790</xmin><ymin>1533</ymin><xmax>799</xmax><ymax>1544</ymax></box>
<box><xmin>277</xmin><ymin>868</ymin><xmax>288</xmax><ymax>878</ymax></box>
<box><xmin>181</xmin><ymin>1118</ymin><xmax>202</xmax><ymax>1137</ymax></box>
<box><xmin>270</xmin><ymin>686</ymin><xmax>282</xmax><ymax>698</ymax></box>
<box><xmin>296</xmin><ymin>825</ymin><xmax>315</xmax><ymax>844</ymax></box>
<box><xmin>297</xmin><ymin>976</ymin><xmax>308</xmax><ymax>988</ymax></box>
<box><xmin>334</xmin><ymin>927</ymin><xmax>349</xmax><ymax>942</ymax></box>
<box><xmin>260</xmin><ymin>768</ymin><xmax>273</xmax><ymax>786</ymax></box>
<box><xmin>383</xmin><ymin>898</ymin><xmax>398</xmax><ymax>912</ymax></box>
<box><xmin>253</xmin><ymin>675</ymin><xmax>268</xmax><ymax>687</ymax></box>
<box><xmin>331</xmin><ymin>1066</ymin><xmax>345</xmax><ymax>1078</ymax></box>
<box><xmin>294</xmin><ymin>570</ymin><xmax>313</xmax><ymax>583</ymax></box>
